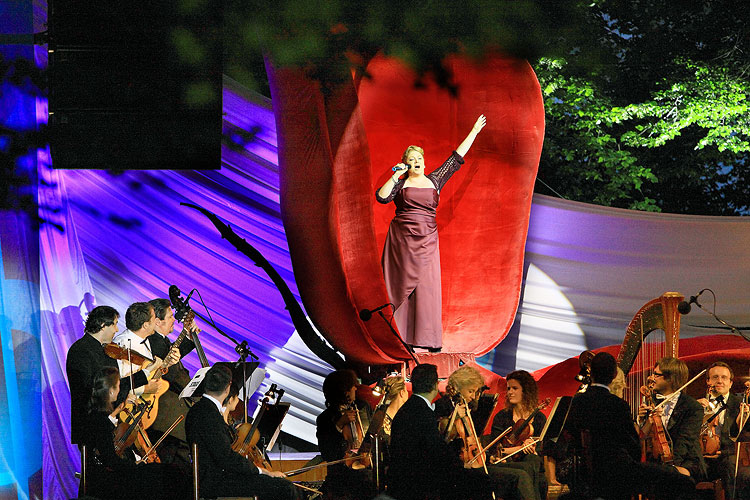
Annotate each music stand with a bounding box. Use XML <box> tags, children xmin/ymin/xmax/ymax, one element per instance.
<box><xmin>254</xmin><ymin>401</ymin><xmax>291</xmax><ymax>453</ymax></box>
<box><xmin>540</xmin><ymin>396</ymin><xmax>573</xmax><ymax>443</ymax></box>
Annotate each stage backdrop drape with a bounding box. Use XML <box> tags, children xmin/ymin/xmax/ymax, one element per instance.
<box><xmin>267</xmin><ymin>53</ymin><xmax>545</xmax><ymax>363</ymax></box>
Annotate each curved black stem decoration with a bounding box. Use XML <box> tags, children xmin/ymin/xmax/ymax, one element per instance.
<box><xmin>181</xmin><ymin>202</ymin><xmax>346</xmax><ymax>369</ymax></box>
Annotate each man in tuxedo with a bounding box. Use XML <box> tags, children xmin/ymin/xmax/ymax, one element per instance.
<box><xmin>388</xmin><ymin>363</ymin><xmax>494</xmax><ymax>500</ymax></box>
<box><xmin>565</xmin><ymin>352</ymin><xmax>697</xmax><ymax>500</ymax></box>
<box><xmin>639</xmin><ymin>357</ymin><xmax>707</xmax><ymax>480</ymax></box>
<box><xmin>66</xmin><ymin>305</ymin><xmax>161</xmax><ymax>445</ymax></box>
<box><xmin>145</xmin><ymin>297</ymin><xmax>197</xmax><ymax>464</ymax></box>
<box><xmin>185</xmin><ymin>364</ymin><xmax>297</xmax><ymax>499</ymax></box>
<box><xmin>697</xmin><ymin>362</ymin><xmax>750</xmax><ymax>499</ymax></box>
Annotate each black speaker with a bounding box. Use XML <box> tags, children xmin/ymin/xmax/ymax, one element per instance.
<box><xmin>48</xmin><ymin>0</ymin><xmax>221</xmax><ymax>169</ymax></box>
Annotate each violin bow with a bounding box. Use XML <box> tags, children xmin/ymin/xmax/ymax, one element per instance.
<box><xmin>282</xmin><ymin>453</ymin><xmax>369</xmax><ymax>477</ymax></box>
<box><xmin>493</xmin><ymin>437</ymin><xmax>542</xmax><ymax>463</ymax></box>
<box><xmin>135</xmin><ymin>415</ymin><xmax>185</xmax><ymax>464</ymax></box>
<box><xmin>465</xmin><ymin>426</ymin><xmax>513</xmax><ymax>466</ymax></box>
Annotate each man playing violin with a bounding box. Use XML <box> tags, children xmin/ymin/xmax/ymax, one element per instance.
<box><xmin>66</xmin><ymin>305</ymin><xmax>162</xmax><ymax>446</ymax></box>
<box><xmin>638</xmin><ymin>357</ymin><xmax>707</xmax><ymax>480</ymax></box>
<box><xmin>435</xmin><ymin>365</ymin><xmax>538</xmax><ymax>500</ymax></box>
<box><xmin>145</xmin><ymin>297</ymin><xmax>197</xmax><ymax>464</ymax></box>
<box><xmin>565</xmin><ymin>352</ymin><xmax>697</xmax><ymax>500</ymax></box>
<box><xmin>185</xmin><ymin>364</ymin><xmax>296</xmax><ymax>499</ymax></box>
<box><xmin>315</xmin><ymin>369</ymin><xmax>375</xmax><ymax>500</ymax></box>
<box><xmin>696</xmin><ymin>362</ymin><xmax>745</xmax><ymax>494</ymax></box>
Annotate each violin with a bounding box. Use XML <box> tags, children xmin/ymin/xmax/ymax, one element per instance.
<box><xmin>699</xmin><ymin>386</ymin><xmax>725</xmax><ymax>457</ymax></box>
<box><xmin>341</xmin><ymin>401</ymin><xmax>367</xmax><ymax>467</ymax></box>
<box><xmin>440</xmin><ymin>389</ymin><xmax>488</xmax><ymax>469</ymax></box>
<box><xmin>113</xmin><ymin>400</ymin><xmax>160</xmax><ymax>463</ymax></box>
<box><xmin>639</xmin><ymin>384</ymin><xmax>674</xmax><ymax>464</ymax></box>
<box><xmin>498</xmin><ymin>397</ymin><xmax>551</xmax><ymax>456</ymax></box>
<box><xmin>232</xmin><ymin>385</ymin><xmax>278</xmax><ymax>470</ymax></box>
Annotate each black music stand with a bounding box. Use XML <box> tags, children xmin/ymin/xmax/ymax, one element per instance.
<box><xmin>254</xmin><ymin>401</ymin><xmax>291</xmax><ymax>453</ymax></box>
<box><xmin>541</xmin><ymin>396</ymin><xmax>573</xmax><ymax>444</ymax></box>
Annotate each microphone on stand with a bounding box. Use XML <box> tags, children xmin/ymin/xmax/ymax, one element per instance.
<box><xmin>677</xmin><ymin>289</ymin><xmax>707</xmax><ymax>315</ymax></box>
<box><xmin>359</xmin><ymin>303</ymin><xmax>392</xmax><ymax>321</ymax></box>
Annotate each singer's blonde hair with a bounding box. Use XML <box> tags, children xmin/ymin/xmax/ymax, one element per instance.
<box><xmin>402</xmin><ymin>145</ymin><xmax>424</xmax><ymax>163</ymax></box>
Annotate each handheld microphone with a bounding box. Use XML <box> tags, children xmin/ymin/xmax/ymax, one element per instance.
<box><xmin>359</xmin><ymin>303</ymin><xmax>392</xmax><ymax>321</ymax></box>
<box><xmin>677</xmin><ymin>289</ymin><xmax>706</xmax><ymax>315</ymax></box>
<box><xmin>391</xmin><ymin>164</ymin><xmax>410</xmax><ymax>172</ymax></box>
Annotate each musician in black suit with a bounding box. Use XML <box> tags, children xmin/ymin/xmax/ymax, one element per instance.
<box><xmin>66</xmin><ymin>305</ymin><xmax>160</xmax><ymax>445</ymax></box>
<box><xmin>639</xmin><ymin>357</ymin><xmax>707</xmax><ymax>480</ymax></box>
<box><xmin>565</xmin><ymin>352</ymin><xmax>697</xmax><ymax>500</ymax></box>
<box><xmin>697</xmin><ymin>362</ymin><xmax>750</xmax><ymax>499</ymax></box>
<box><xmin>145</xmin><ymin>297</ymin><xmax>197</xmax><ymax>464</ymax></box>
<box><xmin>388</xmin><ymin>363</ymin><xmax>494</xmax><ymax>500</ymax></box>
<box><xmin>185</xmin><ymin>364</ymin><xmax>297</xmax><ymax>500</ymax></box>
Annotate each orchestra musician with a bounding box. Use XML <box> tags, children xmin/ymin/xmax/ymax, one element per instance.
<box><xmin>564</xmin><ymin>352</ymin><xmax>697</xmax><ymax>500</ymax></box>
<box><xmin>489</xmin><ymin>370</ymin><xmax>547</xmax><ymax>500</ymax></box>
<box><xmin>66</xmin><ymin>305</ymin><xmax>161</xmax><ymax>447</ymax></box>
<box><xmin>315</xmin><ymin>369</ymin><xmax>376</xmax><ymax>500</ymax></box>
<box><xmin>435</xmin><ymin>365</ymin><xmax>539</xmax><ymax>500</ymax></box>
<box><xmin>185</xmin><ymin>364</ymin><xmax>297</xmax><ymax>499</ymax></box>
<box><xmin>145</xmin><ymin>297</ymin><xmax>197</xmax><ymax>464</ymax></box>
<box><xmin>113</xmin><ymin>302</ymin><xmax>181</xmax><ymax>389</ymax></box>
<box><xmin>81</xmin><ymin>366</ymin><xmax>190</xmax><ymax>499</ymax></box>
<box><xmin>696</xmin><ymin>362</ymin><xmax>744</xmax><ymax>494</ymax></box>
<box><xmin>638</xmin><ymin>357</ymin><xmax>707</xmax><ymax>480</ymax></box>
<box><xmin>388</xmin><ymin>363</ymin><xmax>495</xmax><ymax>500</ymax></box>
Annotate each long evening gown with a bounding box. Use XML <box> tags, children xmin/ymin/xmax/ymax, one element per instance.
<box><xmin>376</xmin><ymin>151</ymin><xmax>464</xmax><ymax>349</ymax></box>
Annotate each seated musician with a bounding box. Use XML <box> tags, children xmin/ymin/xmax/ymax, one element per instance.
<box><xmin>315</xmin><ymin>369</ymin><xmax>376</xmax><ymax>500</ymax></box>
<box><xmin>435</xmin><ymin>365</ymin><xmax>539</xmax><ymax>500</ymax></box>
<box><xmin>388</xmin><ymin>363</ymin><xmax>495</xmax><ymax>500</ymax></box>
<box><xmin>564</xmin><ymin>352</ymin><xmax>697</xmax><ymax>500</ymax></box>
<box><xmin>66</xmin><ymin>305</ymin><xmax>161</xmax><ymax>447</ymax></box>
<box><xmin>638</xmin><ymin>357</ymin><xmax>707</xmax><ymax>480</ymax></box>
<box><xmin>488</xmin><ymin>369</ymin><xmax>547</xmax><ymax>500</ymax></box>
<box><xmin>696</xmin><ymin>362</ymin><xmax>743</xmax><ymax>489</ymax></box>
<box><xmin>145</xmin><ymin>297</ymin><xmax>197</xmax><ymax>464</ymax></box>
<box><xmin>82</xmin><ymin>367</ymin><xmax>190</xmax><ymax>499</ymax></box>
<box><xmin>185</xmin><ymin>364</ymin><xmax>297</xmax><ymax>500</ymax></box>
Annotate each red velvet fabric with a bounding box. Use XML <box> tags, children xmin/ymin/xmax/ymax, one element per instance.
<box><xmin>266</xmin><ymin>54</ymin><xmax>544</xmax><ymax>365</ymax></box>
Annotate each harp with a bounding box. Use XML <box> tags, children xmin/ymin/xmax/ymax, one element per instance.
<box><xmin>616</xmin><ymin>292</ymin><xmax>684</xmax><ymax>419</ymax></box>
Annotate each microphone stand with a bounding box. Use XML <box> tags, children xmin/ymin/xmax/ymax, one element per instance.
<box><xmin>376</xmin><ymin>310</ymin><xmax>420</xmax><ymax>366</ymax></box>
<box><xmin>693</xmin><ymin>302</ymin><xmax>750</xmax><ymax>343</ymax></box>
<box><xmin>190</xmin><ymin>308</ymin><xmax>259</xmax><ymax>361</ymax></box>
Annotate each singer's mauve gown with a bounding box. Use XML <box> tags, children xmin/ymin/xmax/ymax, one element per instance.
<box><xmin>375</xmin><ymin>151</ymin><xmax>464</xmax><ymax>349</ymax></box>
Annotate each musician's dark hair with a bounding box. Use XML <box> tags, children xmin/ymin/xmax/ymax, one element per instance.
<box><xmin>204</xmin><ymin>364</ymin><xmax>232</xmax><ymax>395</ymax></box>
<box><xmin>88</xmin><ymin>366</ymin><xmax>120</xmax><ymax>413</ymax></box>
<box><xmin>148</xmin><ymin>298</ymin><xmax>172</xmax><ymax>321</ymax></box>
<box><xmin>657</xmin><ymin>357</ymin><xmax>688</xmax><ymax>388</ymax></box>
<box><xmin>706</xmin><ymin>361</ymin><xmax>733</xmax><ymax>381</ymax></box>
<box><xmin>125</xmin><ymin>302</ymin><xmax>154</xmax><ymax>331</ymax></box>
<box><xmin>411</xmin><ymin>364</ymin><xmax>439</xmax><ymax>395</ymax></box>
<box><xmin>590</xmin><ymin>352</ymin><xmax>618</xmax><ymax>385</ymax></box>
<box><xmin>222</xmin><ymin>380</ymin><xmax>241</xmax><ymax>406</ymax></box>
<box><xmin>84</xmin><ymin>306</ymin><xmax>119</xmax><ymax>334</ymax></box>
<box><xmin>323</xmin><ymin>369</ymin><xmax>359</xmax><ymax>407</ymax></box>
<box><xmin>505</xmin><ymin>370</ymin><xmax>538</xmax><ymax>414</ymax></box>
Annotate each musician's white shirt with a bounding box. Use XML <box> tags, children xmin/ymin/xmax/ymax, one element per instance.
<box><xmin>113</xmin><ymin>329</ymin><xmax>154</xmax><ymax>396</ymax></box>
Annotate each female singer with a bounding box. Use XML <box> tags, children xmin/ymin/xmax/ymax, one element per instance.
<box><xmin>376</xmin><ymin>115</ymin><xmax>487</xmax><ymax>352</ymax></box>
<box><xmin>315</xmin><ymin>369</ymin><xmax>375</xmax><ymax>500</ymax></box>
<box><xmin>490</xmin><ymin>370</ymin><xmax>547</xmax><ymax>500</ymax></box>
<box><xmin>435</xmin><ymin>366</ymin><xmax>538</xmax><ymax>500</ymax></box>
<box><xmin>82</xmin><ymin>367</ymin><xmax>189</xmax><ymax>499</ymax></box>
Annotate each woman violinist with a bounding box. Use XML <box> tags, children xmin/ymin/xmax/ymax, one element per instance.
<box><xmin>81</xmin><ymin>367</ymin><xmax>190</xmax><ymax>499</ymax></box>
<box><xmin>315</xmin><ymin>369</ymin><xmax>375</xmax><ymax>500</ymax></box>
<box><xmin>489</xmin><ymin>370</ymin><xmax>548</xmax><ymax>500</ymax></box>
<box><xmin>435</xmin><ymin>366</ymin><xmax>538</xmax><ymax>500</ymax></box>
